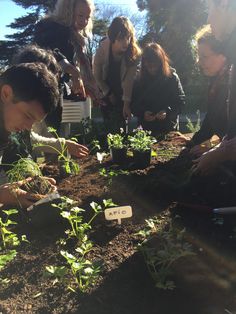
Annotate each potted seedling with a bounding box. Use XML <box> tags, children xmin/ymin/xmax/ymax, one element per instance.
<box><xmin>107</xmin><ymin>131</ymin><xmax>127</xmax><ymax>165</ymax></box>
<box><xmin>128</xmin><ymin>129</ymin><xmax>156</xmax><ymax>169</ymax></box>
<box><xmin>6</xmin><ymin>158</ymin><xmax>61</xmax><ymax>227</ymax></box>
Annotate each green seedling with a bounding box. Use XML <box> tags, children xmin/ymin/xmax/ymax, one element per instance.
<box><xmin>0</xmin><ymin>209</ymin><xmax>28</xmax><ymax>284</ymax></box>
<box><xmin>43</xmin><ymin>265</ymin><xmax>68</xmax><ymax>286</ymax></box>
<box><xmin>128</xmin><ymin>129</ymin><xmax>156</xmax><ymax>152</ymax></box>
<box><xmin>60</xmin><ymin>243</ymin><xmax>101</xmax><ymax>293</ymax></box>
<box><xmin>34</xmin><ymin>127</ymin><xmax>79</xmax><ymax>176</ymax></box>
<box><xmin>107</xmin><ymin>131</ymin><xmax>126</xmax><ymax>149</ymax></box>
<box><xmin>0</xmin><ymin>209</ymin><xmax>19</xmax><ymax>250</ymax></box>
<box><xmin>137</xmin><ymin>215</ymin><xmax>194</xmax><ymax>290</ymax></box>
<box><xmin>99</xmin><ymin>168</ymin><xmax>129</xmax><ymax>185</ymax></box>
<box><xmin>186</xmin><ymin>110</ymin><xmax>201</xmax><ymax>133</ymax></box>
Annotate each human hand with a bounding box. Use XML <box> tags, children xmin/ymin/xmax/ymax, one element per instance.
<box><xmin>66</xmin><ymin>140</ymin><xmax>89</xmax><ymax>158</ymax></box>
<box><xmin>71</xmin><ymin>72</ymin><xmax>86</xmax><ymax>98</ymax></box>
<box><xmin>156</xmin><ymin>110</ymin><xmax>167</xmax><ymax>120</ymax></box>
<box><xmin>189</xmin><ymin>144</ymin><xmax>210</xmax><ymax>157</ymax></box>
<box><xmin>0</xmin><ymin>177</ymin><xmax>56</xmax><ymax>208</ymax></box>
<box><xmin>191</xmin><ymin>149</ymin><xmax>221</xmax><ymax>176</ymax></box>
<box><xmin>144</xmin><ymin>111</ymin><xmax>156</xmax><ymax>122</ymax></box>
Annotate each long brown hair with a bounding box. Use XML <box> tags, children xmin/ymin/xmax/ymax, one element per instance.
<box><xmin>108</xmin><ymin>16</ymin><xmax>141</xmax><ymax>65</ymax></box>
<box><xmin>141</xmin><ymin>43</ymin><xmax>171</xmax><ymax>78</ymax></box>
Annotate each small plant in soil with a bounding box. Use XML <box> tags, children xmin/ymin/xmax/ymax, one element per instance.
<box><xmin>60</xmin><ymin>239</ymin><xmax>101</xmax><ymax>293</ymax></box>
<box><xmin>34</xmin><ymin>127</ymin><xmax>79</xmax><ymax>177</ymax></box>
<box><xmin>137</xmin><ymin>214</ymin><xmax>194</xmax><ymax>290</ymax></box>
<box><xmin>99</xmin><ymin>168</ymin><xmax>129</xmax><ymax>185</ymax></box>
<box><xmin>0</xmin><ymin>209</ymin><xmax>28</xmax><ymax>284</ymax></box>
<box><xmin>46</xmin><ymin>198</ymin><xmax>115</xmax><ymax>292</ymax></box>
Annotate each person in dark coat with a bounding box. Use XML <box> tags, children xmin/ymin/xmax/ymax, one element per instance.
<box><xmin>186</xmin><ymin>25</ymin><xmax>229</xmax><ymax>157</ymax></box>
<box><xmin>192</xmin><ymin>0</ymin><xmax>236</xmax><ymax>175</ymax></box>
<box><xmin>131</xmin><ymin>43</ymin><xmax>185</xmax><ymax>136</ymax></box>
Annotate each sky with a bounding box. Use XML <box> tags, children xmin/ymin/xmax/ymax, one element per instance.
<box><xmin>0</xmin><ymin>0</ymin><xmax>142</xmax><ymax>40</ymax></box>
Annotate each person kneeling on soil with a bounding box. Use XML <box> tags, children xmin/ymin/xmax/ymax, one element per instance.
<box><xmin>0</xmin><ymin>63</ymin><xmax>59</xmax><ymax>208</ymax></box>
<box><xmin>131</xmin><ymin>43</ymin><xmax>185</xmax><ymax>137</ymax></box>
<box><xmin>192</xmin><ymin>0</ymin><xmax>236</xmax><ymax>176</ymax></box>
<box><xmin>184</xmin><ymin>25</ymin><xmax>229</xmax><ymax>158</ymax></box>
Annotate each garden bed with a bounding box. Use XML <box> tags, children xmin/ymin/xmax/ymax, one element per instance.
<box><xmin>1</xmin><ymin>133</ymin><xmax>236</xmax><ymax>314</ymax></box>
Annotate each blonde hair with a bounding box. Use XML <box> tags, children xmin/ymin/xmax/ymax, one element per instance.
<box><xmin>50</xmin><ymin>0</ymin><xmax>94</xmax><ymax>36</ymax></box>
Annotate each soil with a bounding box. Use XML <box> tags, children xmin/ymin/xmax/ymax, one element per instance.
<box><xmin>1</xmin><ymin>132</ymin><xmax>236</xmax><ymax>314</ymax></box>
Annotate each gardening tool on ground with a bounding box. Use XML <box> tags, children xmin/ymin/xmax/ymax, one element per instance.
<box><xmin>176</xmin><ymin>202</ymin><xmax>236</xmax><ymax>215</ymax></box>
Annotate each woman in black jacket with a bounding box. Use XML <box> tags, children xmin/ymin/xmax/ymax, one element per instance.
<box><xmin>131</xmin><ymin>43</ymin><xmax>185</xmax><ymax>136</ymax></box>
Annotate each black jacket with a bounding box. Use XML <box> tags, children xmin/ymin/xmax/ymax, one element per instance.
<box><xmin>34</xmin><ymin>18</ymin><xmax>74</xmax><ymax>64</ymax></box>
<box><xmin>223</xmin><ymin>28</ymin><xmax>236</xmax><ymax>139</ymax></box>
<box><xmin>131</xmin><ymin>69</ymin><xmax>185</xmax><ymax>135</ymax></box>
<box><xmin>189</xmin><ymin>68</ymin><xmax>229</xmax><ymax>146</ymax></box>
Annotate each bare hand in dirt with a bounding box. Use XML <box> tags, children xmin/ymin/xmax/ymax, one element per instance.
<box><xmin>144</xmin><ymin>111</ymin><xmax>156</xmax><ymax>122</ymax></box>
<box><xmin>191</xmin><ymin>149</ymin><xmax>220</xmax><ymax>176</ymax></box>
<box><xmin>123</xmin><ymin>104</ymin><xmax>132</xmax><ymax>120</ymax></box>
<box><xmin>66</xmin><ymin>140</ymin><xmax>89</xmax><ymax>158</ymax></box>
<box><xmin>189</xmin><ymin>144</ymin><xmax>210</xmax><ymax>157</ymax></box>
<box><xmin>156</xmin><ymin>110</ymin><xmax>167</xmax><ymax>120</ymax></box>
<box><xmin>0</xmin><ymin>178</ymin><xmax>44</xmax><ymax>208</ymax></box>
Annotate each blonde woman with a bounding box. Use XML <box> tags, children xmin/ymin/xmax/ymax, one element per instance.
<box><xmin>94</xmin><ymin>16</ymin><xmax>141</xmax><ymax>133</ymax></box>
<box><xmin>35</xmin><ymin>0</ymin><xmax>102</xmax><ymax>105</ymax></box>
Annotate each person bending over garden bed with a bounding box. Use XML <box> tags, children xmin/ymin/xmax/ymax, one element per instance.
<box><xmin>2</xmin><ymin>45</ymin><xmax>89</xmax><ymax>165</ymax></box>
<box><xmin>131</xmin><ymin>43</ymin><xmax>185</xmax><ymax>136</ymax></box>
<box><xmin>192</xmin><ymin>0</ymin><xmax>236</xmax><ymax>176</ymax></box>
<box><xmin>184</xmin><ymin>25</ymin><xmax>229</xmax><ymax>157</ymax></box>
<box><xmin>0</xmin><ymin>63</ymin><xmax>59</xmax><ymax>208</ymax></box>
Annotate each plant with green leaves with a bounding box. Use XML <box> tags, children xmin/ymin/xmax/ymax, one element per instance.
<box><xmin>99</xmin><ymin>167</ymin><xmax>129</xmax><ymax>185</ymax></box>
<box><xmin>6</xmin><ymin>158</ymin><xmax>54</xmax><ymax>197</ymax></box>
<box><xmin>0</xmin><ymin>209</ymin><xmax>28</xmax><ymax>282</ymax></box>
<box><xmin>107</xmin><ymin>130</ymin><xmax>126</xmax><ymax>149</ymax></box>
<box><xmin>53</xmin><ymin>197</ymin><xmax>115</xmax><ymax>244</ymax></box>
<box><xmin>137</xmin><ymin>215</ymin><xmax>194</xmax><ymax>290</ymax></box>
<box><xmin>34</xmin><ymin>127</ymin><xmax>79</xmax><ymax>176</ymax></box>
<box><xmin>186</xmin><ymin>110</ymin><xmax>201</xmax><ymax>133</ymax></box>
<box><xmin>128</xmin><ymin>129</ymin><xmax>156</xmax><ymax>152</ymax></box>
<box><xmin>60</xmin><ymin>239</ymin><xmax>101</xmax><ymax>292</ymax></box>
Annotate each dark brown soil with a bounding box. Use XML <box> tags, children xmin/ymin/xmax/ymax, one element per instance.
<box><xmin>1</xmin><ymin>132</ymin><xmax>236</xmax><ymax>314</ymax></box>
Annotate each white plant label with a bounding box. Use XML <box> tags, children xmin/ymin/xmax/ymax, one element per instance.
<box><xmin>104</xmin><ymin>206</ymin><xmax>133</xmax><ymax>224</ymax></box>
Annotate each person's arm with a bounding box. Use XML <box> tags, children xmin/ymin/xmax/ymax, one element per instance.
<box><xmin>166</xmin><ymin>71</ymin><xmax>185</xmax><ymax>119</ymax></box>
<box><xmin>31</xmin><ymin>131</ymin><xmax>88</xmax><ymax>158</ymax></box>
<box><xmin>93</xmin><ymin>44</ymin><xmax>110</xmax><ymax>97</ymax></box>
<box><xmin>122</xmin><ymin>63</ymin><xmax>139</xmax><ymax>119</ymax></box>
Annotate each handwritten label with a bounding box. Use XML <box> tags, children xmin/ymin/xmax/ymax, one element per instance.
<box><xmin>104</xmin><ymin>206</ymin><xmax>132</xmax><ymax>224</ymax></box>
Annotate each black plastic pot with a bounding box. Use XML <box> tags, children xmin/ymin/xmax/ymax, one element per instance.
<box><xmin>133</xmin><ymin>149</ymin><xmax>151</xmax><ymax>169</ymax></box>
<box><xmin>110</xmin><ymin>147</ymin><xmax>127</xmax><ymax>164</ymax></box>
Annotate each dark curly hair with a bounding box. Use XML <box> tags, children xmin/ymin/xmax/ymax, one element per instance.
<box><xmin>0</xmin><ymin>63</ymin><xmax>59</xmax><ymax>114</ymax></box>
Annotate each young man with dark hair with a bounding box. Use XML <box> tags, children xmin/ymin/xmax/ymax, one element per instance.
<box><xmin>0</xmin><ymin>63</ymin><xmax>59</xmax><ymax>208</ymax></box>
